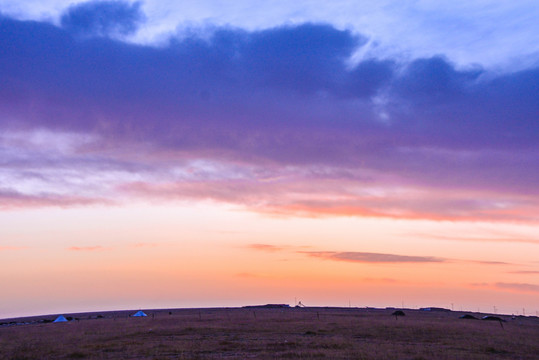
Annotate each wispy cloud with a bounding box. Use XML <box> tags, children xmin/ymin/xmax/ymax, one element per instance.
<box><xmin>246</xmin><ymin>244</ymin><xmax>287</xmax><ymax>252</ymax></box>
<box><xmin>508</xmin><ymin>270</ymin><xmax>539</xmax><ymax>274</ymax></box>
<box><xmin>119</xmin><ymin>177</ymin><xmax>539</xmax><ymax>223</ymax></box>
<box><xmin>361</xmin><ymin>277</ymin><xmax>401</xmax><ymax>284</ymax></box>
<box><xmin>411</xmin><ymin>233</ymin><xmax>539</xmax><ymax>245</ymax></box>
<box><xmin>245</xmin><ymin>244</ymin><xmax>508</xmax><ymax>266</ymax></box>
<box><xmin>495</xmin><ymin>282</ymin><xmax>539</xmax><ymax>293</ymax></box>
<box><xmin>235</xmin><ymin>272</ymin><xmax>268</xmax><ymax>279</ymax></box>
<box><xmin>0</xmin><ymin>246</ymin><xmax>28</xmax><ymax>251</ymax></box>
<box><xmin>0</xmin><ymin>189</ymin><xmax>107</xmax><ymax>211</ymax></box>
<box><xmin>130</xmin><ymin>243</ymin><xmax>160</xmax><ymax>248</ymax></box>
<box><xmin>465</xmin><ymin>260</ymin><xmax>510</xmax><ymax>266</ymax></box>
<box><xmin>470</xmin><ymin>282</ymin><xmax>539</xmax><ymax>293</ymax></box>
<box><xmin>66</xmin><ymin>246</ymin><xmax>109</xmax><ymax>252</ymax></box>
<box><xmin>302</xmin><ymin>251</ymin><xmax>446</xmax><ymax>264</ymax></box>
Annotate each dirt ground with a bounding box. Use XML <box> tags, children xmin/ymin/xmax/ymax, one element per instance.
<box><xmin>1</xmin><ymin>307</ymin><xmax>538</xmax><ymax>359</ymax></box>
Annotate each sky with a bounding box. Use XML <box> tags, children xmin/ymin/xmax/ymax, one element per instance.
<box><xmin>1</xmin><ymin>0</ymin><xmax>538</xmax><ymax>319</ymax></box>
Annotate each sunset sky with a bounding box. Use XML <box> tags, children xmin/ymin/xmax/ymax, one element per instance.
<box><xmin>1</xmin><ymin>0</ymin><xmax>538</xmax><ymax>319</ymax></box>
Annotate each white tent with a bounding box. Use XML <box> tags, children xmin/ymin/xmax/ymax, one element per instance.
<box><xmin>53</xmin><ymin>315</ymin><xmax>68</xmax><ymax>322</ymax></box>
<box><xmin>131</xmin><ymin>310</ymin><xmax>147</xmax><ymax>317</ymax></box>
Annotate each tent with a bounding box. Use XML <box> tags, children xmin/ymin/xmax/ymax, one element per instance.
<box><xmin>53</xmin><ymin>315</ymin><xmax>68</xmax><ymax>322</ymax></box>
<box><xmin>131</xmin><ymin>310</ymin><xmax>147</xmax><ymax>317</ymax></box>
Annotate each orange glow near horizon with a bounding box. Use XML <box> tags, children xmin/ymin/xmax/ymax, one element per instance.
<box><xmin>1</xmin><ymin>201</ymin><xmax>538</xmax><ymax>319</ymax></box>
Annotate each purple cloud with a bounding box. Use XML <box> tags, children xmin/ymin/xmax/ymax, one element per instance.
<box><xmin>301</xmin><ymin>251</ymin><xmax>445</xmax><ymax>264</ymax></box>
<box><xmin>243</xmin><ymin>243</ymin><xmax>445</xmax><ymax>264</ymax></box>
<box><xmin>0</xmin><ymin>189</ymin><xmax>106</xmax><ymax>210</ymax></box>
<box><xmin>60</xmin><ymin>0</ymin><xmax>145</xmax><ymax>38</ymax></box>
<box><xmin>1</xmin><ymin>7</ymin><xmax>538</xmax><ymax>222</ymax></box>
<box><xmin>297</xmin><ymin>250</ymin><xmax>508</xmax><ymax>266</ymax></box>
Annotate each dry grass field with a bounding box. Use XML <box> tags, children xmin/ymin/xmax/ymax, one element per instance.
<box><xmin>1</xmin><ymin>307</ymin><xmax>539</xmax><ymax>359</ymax></box>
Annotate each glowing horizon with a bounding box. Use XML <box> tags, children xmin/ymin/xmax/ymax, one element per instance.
<box><xmin>2</xmin><ymin>202</ymin><xmax>538</xmax><ymax>319</ymax></box>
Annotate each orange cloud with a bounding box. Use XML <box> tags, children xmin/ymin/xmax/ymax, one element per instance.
<box><xmin>246</xmin><ymin>244</ymin><xmax>286</xmax><ymax>252</ymax></box>
<box><xmin>118</xmin><ymin>177</ymin><xmax>539</xmax><ymax>224</ymax></box>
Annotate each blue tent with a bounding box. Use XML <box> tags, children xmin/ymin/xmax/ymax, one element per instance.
<box><xmin>131</xmin><ymin>310</ymin><xmax>147</xmax><ymax>317</ymax></box>
<box><xmin>53</xmin><ymin>315</ymin><xmax>68</xmax><ymax>322</ymax></box>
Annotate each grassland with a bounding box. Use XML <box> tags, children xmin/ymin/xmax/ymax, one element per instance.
<box><xmin>1</xmin><ymin>307</ymin><xmax>539</xmax><ymax>359</ymax></box>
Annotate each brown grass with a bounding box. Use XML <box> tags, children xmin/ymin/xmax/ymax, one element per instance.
<box><xmin>1</xmin><ymin>308</ymin><xmax>538</xmax><ymax>359</ymax></box>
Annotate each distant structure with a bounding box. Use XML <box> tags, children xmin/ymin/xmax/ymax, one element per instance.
<box><xmin>131</xmin><ymin>310</ymin><xmax>147</xmax><ymax>317</ymax></box>
<box><xmin>459</xmin><ymin>314</ymin><xmax>478</xmax><ymax>320</ymax></box>
<box><xmin>295</xmin><ymin>301</ymin><xmax>306</xmax><ymax>308</ymax></box>
<box><xmin>243</xmin><ymin>304</ymin><xmax>290</xmax><ymax>309</ymax></box>
<box><xmin>420</xmin><ymin>307</ymin><xmax>451</xmax><ymax>312</ymax></box>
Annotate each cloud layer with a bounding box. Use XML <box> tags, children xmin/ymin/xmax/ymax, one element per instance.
<box><xmin>247</xmin><ymin>243</ymin><xmax>509</xmax><ymax>266</ymax></box>
<box><xmin>495</xmin><ymin>282</ymin><xmax>539</xmax><ymax>293</ymax></box>
<box><xmin>60</xmin><ymin>0</ymin><xmax>144</xmax><ymax>38</ymax></box>
<box><xmin>1</xmin><ymin>1</ymin><xmax>538</xmax><ymax>222</ymax></box>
